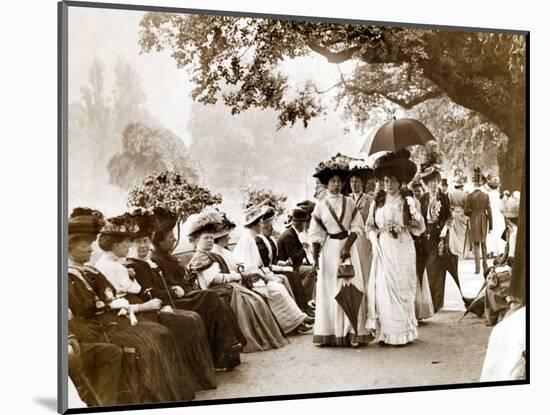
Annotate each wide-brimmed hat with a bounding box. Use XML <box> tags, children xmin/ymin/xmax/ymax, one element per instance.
<box><xmin>100</xmin><ymin>213</ymin><xmax>139</xmax><ymax>237</ymax></box>
<box><xmin>313</xmin><ymin>153</ymin><xmax>351</xmax><ymax>185</ymax></box>
<box><xmin>373</xmin><ymin>149</ymin><xmax>417</xmax><ymax>184</ymax></box>
<box><xmin>347</xmin><ymin>159</ymin><xmax>374</xmax><ymax>183</ymax></box>
<box><xmin>500</xmin><ymin>192</ymin><xmax>520</xmax><ymax>218</ymax></box>
<box><xmin>152</xmin><ymin>207</ymin><xmax>178</xmax><ymax>236</ymax></box>
<box><xmin>68</xmin><ymin>208</ymin><xmax>105</xmax><ymax>236</ymax></box>
<box><xmin>183</xmin><ymin>208</ymin><xmax>224</xmax><ymax>238</ymax></box>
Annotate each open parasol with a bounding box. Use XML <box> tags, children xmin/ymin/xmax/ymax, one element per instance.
<box><xmin>334</xmin><ymin>283</ymin><xmax>364</xmax><ymax>335</ymax></box>
<box><xmin>361</xmin><ymin>118</ymin><xmax>436</xmax><ymax>156</ymax></box>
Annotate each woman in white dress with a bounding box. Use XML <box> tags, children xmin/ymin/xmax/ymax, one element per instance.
<box><xmin>232</xmin><ymin>203</ymin><xmax>312</xmax><ymax>335</ymax></box>
<box><xmin>366</xmin><ymin>150</ymin><xmax>426</xmax><ymax>345</ymax></box>
<box><xmin>485</xmin><ymin>175</ymin><xmax>506</xmax><ymax>257</ymax></box>
<box><xmin>310</xmin><ymin>160</ymin><xmax>369</xmax><ymax>347</ymax></box>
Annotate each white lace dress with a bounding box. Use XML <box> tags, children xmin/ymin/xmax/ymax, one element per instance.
<box><xmin>366</xmin><ymin>194</ymin><xmax>425</xmax><ymax>345</ymax></box>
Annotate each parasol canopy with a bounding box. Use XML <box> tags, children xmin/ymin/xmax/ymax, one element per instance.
<box><xmin>361</xmin><ymin>118</ymin><xmax>436</xmax><ymax>156</ymax></box>
<box><xmin>334</xmin><ymin>283</ymin><xmax>364</xmax><ymax>335</ymax></box>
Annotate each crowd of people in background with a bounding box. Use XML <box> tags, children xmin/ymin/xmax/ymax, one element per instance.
<box><xmin>67</xmin><ymin>149</ymin><xmax>523</xmax><ymax>407</ymax></box>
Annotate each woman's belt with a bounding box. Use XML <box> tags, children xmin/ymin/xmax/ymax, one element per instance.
<box><xmin>328</xmin><ymin>231</ymin><xmax>349</xmax><ymax>240</ymax></box>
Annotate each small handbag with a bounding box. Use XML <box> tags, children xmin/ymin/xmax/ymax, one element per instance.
<box><xmin>337</xmin><ymin>258</ymin><xmax>355</xmax><ymax>279</ymax></box>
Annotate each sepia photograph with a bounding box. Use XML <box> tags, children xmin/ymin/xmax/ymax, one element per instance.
<box><xmin>59</xmin><ymin>1</ymin><xmax>528</xmax><ymax>412</ymax></box>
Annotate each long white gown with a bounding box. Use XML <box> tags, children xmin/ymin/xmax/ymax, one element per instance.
<box><xmin>366</xmin><ymin>194</ymin><xmax>425</xmax><ymax>345</ymax></box>
<box><xmin>233</xmin><ymin>228</ymin><xmax>307</xmax><ymax>334</ymax></box>
<box><xmin>309</xmin><ymin>193</ymin><xmax>369</xmax><ymax>345</ymax></box>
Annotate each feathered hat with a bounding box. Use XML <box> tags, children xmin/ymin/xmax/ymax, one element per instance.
<box><xmin>152</xmin><ymin>207</ymin><xmax>178</xmax><ymax>236</ymax></box>
<box><xmin>373</xmin><ymin>149</ymin><xmax>417</xmax><ymax>184</ymax></box>
<box><xmin>183</xmin><ymin>208</ymin><xmax>224</xmax><ymax>238</ymax></box>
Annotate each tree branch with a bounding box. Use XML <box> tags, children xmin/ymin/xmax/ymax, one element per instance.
<box><xmin>337</xmin><ymin>65</ymin><xmax>443</xmax><ymax>109</ymax></box>
<box><xmin>306</xmin><ymin>40</ymin><xmax>361</xmax><ymax>63</ymax></box>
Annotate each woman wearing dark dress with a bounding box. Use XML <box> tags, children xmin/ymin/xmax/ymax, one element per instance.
<box><xmin>67</xmin><ymin>208</ymin><xmax>194</xmax><ymax>405</ymax></box>
<box><xmin>94</xmin><ymin>212</ymin><xmax>217</xmax><ymax>390</ymax></box>
<box><xmin>149</xmin><ymin>208</ymin><xmax>245</xmax><ymax>371</ymax></box>
<box><xmin>417</xmin><ymin>162</ymin><xmax>466</xmax><ymax>313</ymax></box>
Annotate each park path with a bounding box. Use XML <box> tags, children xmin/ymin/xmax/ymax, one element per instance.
<box><xmin>195</xmin><ymin>259</ymin><xmax>492</xmax><ymax>401</ymax></box>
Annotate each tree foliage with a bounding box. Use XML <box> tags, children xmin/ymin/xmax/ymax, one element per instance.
<box><xmin>242</xmin><ymin>185</ymin><xmax>288</xmax><ymax>217</ymax></box>
<box><xmin>139</xmin><ymin>13</ymin><xmax>526</xmax><ymax>189</ymax></box>
<box><xmin>108</xmin><ymin>122</ymin><xmax>200</xmax><ymax>190</ymax></box>
<box><xmin>127</xmin><ymin>170</ymin><xmax>222</xmax><ymax>222</ymax></box>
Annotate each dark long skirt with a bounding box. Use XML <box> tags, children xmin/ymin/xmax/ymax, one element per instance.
<box><xmin>123</xmin><ymin>293</ymin><xmax>217</xmax><ymax>391</ymax></box>
<box><xmin>70</xmin><ymin>315</ymin><xmax>195</xmax><ymax>404</ymax></box>
<box><xmin>419</xmin><ymin>224</ymin><xmax>462</xmax><ymax>313</ymax></box>
<box><xmin>173</xmin><ymin>289</ymin><xmax>244</xmax><ymax>370</ymax></box>
<box><xmin>281</xmin><ymin>270</ymin><xmax>309</xmax><ymax>311</ymax></box>
<box><xmin>158</xmin><ymin>309</ymin><xmax>217</xmax><ymax>390</ymax></box>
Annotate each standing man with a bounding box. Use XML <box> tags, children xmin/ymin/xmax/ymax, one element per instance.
<box><xmin>465</xmin><ymin>168</ymin><xmax>493</xmax><ymax>275</ymax></box>
<box><xmin>277</xmin><ymin>208</ymin><xmax>317</xmax><ymax>305</ymax></box>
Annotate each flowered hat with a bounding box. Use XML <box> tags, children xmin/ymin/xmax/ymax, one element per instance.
<box><xmin>100</xmin><ymin>213</ymin><xmax>139</xmax><ymax>236</ymax></box>
<box><xmin>373</xmin><ymin>149</ymin><xmax>417</xmax><ymax>184</ymax></box>
<box><xmin>68</xmin><ymin>208</ymin><xmax>105</xmax><ymax>236</ymax></box>
<box><xmin>183</xmin><ymin>208</ymin><xmax>224</xmax><ymax>238</ymax></box>
<box><xmin>313</xmin><ymin>153</ymin><xmax>351</xmax><ymax>185</ymax></box>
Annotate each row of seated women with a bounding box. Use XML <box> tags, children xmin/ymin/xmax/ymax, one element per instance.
<box><xmin>68</xmin><ymin>205</ymin><xmax>314</xmax><ymax>407</ymax></box>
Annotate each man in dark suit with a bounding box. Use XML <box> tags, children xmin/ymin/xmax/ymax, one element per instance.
<box><xmin>276</xmin><ymin>208</ymin><xmax>317</xmax><ymax>306</ymax></box>
<box><xmin>465</xmin><ymin>169</ymin><xmax>493</xmax><ymax>274</ymax></box>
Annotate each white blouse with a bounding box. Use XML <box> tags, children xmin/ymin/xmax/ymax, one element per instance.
<box><xmin>309</xmin><ymin>194</ymin><xmax>364</xmax><ymax>245</ymax></box>
<box><xmin>95</xmin><ymin>252</ymin><xmax>141</xmax><ymax>295</ymax></box>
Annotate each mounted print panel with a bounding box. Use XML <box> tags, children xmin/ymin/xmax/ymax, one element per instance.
<box><xmin>58</xmin><ymin>1</ymin><xmax>528</xmax><ymax>413</ymax></box>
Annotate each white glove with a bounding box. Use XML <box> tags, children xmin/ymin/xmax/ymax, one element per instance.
<box><xmin>172</xmin><ymin>286</ymin><xmax>185</xmax><ymax>298</ymax></box>
<box><xmin>109</xmin><ymin>298</ymin><xmax>130</xmax><ymax>310</ymax></box>
<box><xmin>440</xmin><ymin>225</ymin><xmax>448</xmax><ymax>238</ymax></box>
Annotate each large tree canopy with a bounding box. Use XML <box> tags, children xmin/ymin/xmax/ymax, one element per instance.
<box><xmin>139</xmin><ymin>13</ymin><xmax>526</xmax><ymax>190</ymax></box>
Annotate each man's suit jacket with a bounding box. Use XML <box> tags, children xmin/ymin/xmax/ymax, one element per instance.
<box><xmin>465</xmin><ymin>189</ymin><xmax>493</xmax><ymax>243</ymax></box>
<box><xmin>277</xmin><ymin>226</ymin><xmax>309</xmax><ymax>268</ymax></box>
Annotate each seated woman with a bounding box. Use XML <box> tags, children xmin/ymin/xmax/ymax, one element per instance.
<box><xmin>96</xmin><ymin>210</ymin><xmax>217</xmax><ymax>390</ymax></box>
<box><xmin>149</xmin><ymin>208</ymin><xmax>245</xmax><ymax>371</ymax></box>
<box><xmin>233</xmin><ymin>203</ymin><xmax>313</xmax><ymax>335</ymax></box>
<box><xmin>67</xmin><ymin>208</ymin><xmax>194</xmax><ymax>404</ymax></box>
<box><xmin>255</xmin><ymin>207</ymin><xmax>313</xmax><ymax>316</ymax></box>
<box><xmin>184</xmin><ymin>209</ymin><xmax>286</xmax><ymax>353</ymax></box>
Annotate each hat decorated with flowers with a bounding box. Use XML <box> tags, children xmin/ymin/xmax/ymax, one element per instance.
<box><xmin>418</xmin><ymin>151</ymin><xmax>442</xmax><ymax>183</ymax></box>
<box><xmin>100</xmin><ymin>213</ymin><xmax>140</xmax><ymax>236</ymax></box>
<box><xmin>313</xmin><ymin>153</ymin><xmax>351</xmax><ymax>185</ymax></box>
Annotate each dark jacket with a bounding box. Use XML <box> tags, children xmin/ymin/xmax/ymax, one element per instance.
<box><xmin>277</xmin><ymin>226</ymin><xmax>309</xmax><ymax>268</ymax></box>
<box><xmin>420</xmin><ymin>190</ymin><xmax>452</xmax><ymax>230</ymax></box>
<box><xmin>255</xmin><ymin>235</ymin><xmax>278</xmax><ymax>267</ymax></box>
<box><xmin>465</xmin><ymin>189</ymin><xmax>493</xmax><ymax>243</ymax></box>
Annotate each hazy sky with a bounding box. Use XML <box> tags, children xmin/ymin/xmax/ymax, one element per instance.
<box><xmin>68</xmin><ymin>7</ymin><xmax>364</xmax><ymax>147</ymax></box>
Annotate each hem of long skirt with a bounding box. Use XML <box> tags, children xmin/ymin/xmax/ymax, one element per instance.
<box><xmin>282</xmin><ymin>315</ymin><xmax>307</xmax><ymax>335</ymax></box>
<box><xmin>376</xmin><ymin>328</ymin><xmax>418</xmax><ymax>345</ymax></box>
<box><xmin>313</xmin><ymin>333</ymin><xmax>372</xmax><ymax>346</ymax></box>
